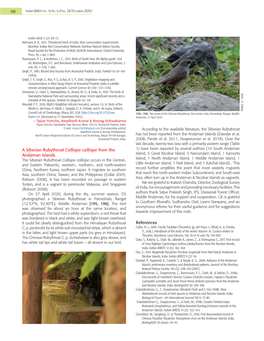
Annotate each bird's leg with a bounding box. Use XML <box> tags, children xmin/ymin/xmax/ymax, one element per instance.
<box><xmin>168</xmin><ymin>87</ymin><xmax>174</xmax><ymax>100</ymax></box>
<box><xmin>163</xmin><ymin>86</ymin><xmax>172</xmax><ymax>100</ymax></box>
<box><xmin>68</xmin><ymin>296</ymin><xmax>71</xmax><ymax>308</ymax></box>
<box><xmin>73</xmin><ymin>295</ymin><xmax>75</xmax><ymax>307</ymax></box>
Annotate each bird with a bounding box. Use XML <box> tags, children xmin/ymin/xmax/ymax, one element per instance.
<box><xmin>66</xmin><ymin>277</ymin><xmax>80</xmax><ymax>308</ymax></box>
<box><xmin>151</xmin><ymin>59</ymin><xmax>192</xmax><ymax>98</ymax></box>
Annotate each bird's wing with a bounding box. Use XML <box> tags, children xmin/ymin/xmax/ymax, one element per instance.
<box><xmin>151</xmin><ymin>68</ymin><xmax>177</xmax><ymax>86</ymax></box>
<box><xmin>151</xmin><ymin>66</ymin><xmax>187</xmax><ymax>86</ymax></box>
<box><xmin>162</xmin><ymin>67</ymin><xmax>187</xmax><ymax>85</ymax></box>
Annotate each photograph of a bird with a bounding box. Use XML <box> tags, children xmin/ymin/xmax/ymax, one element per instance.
<box><xmin>66</xmin><ymin>277</ymin><xmax>80</xmax><ymax>308</ymax></box>
<box><xmin>151</xmin><ymin>59</ymin><xmax>192</xmax><ymax>98</ymax></box>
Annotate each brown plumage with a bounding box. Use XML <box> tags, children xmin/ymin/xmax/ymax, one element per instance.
<box><xmin>151</xmin><ymin>59</ymin><xmax>192</xmax><ymax>97</ymax></box>
<box><xmin>66</xmin><ymin>278</ymin><xmax>80</xmax><ymax>308</ymax></box>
